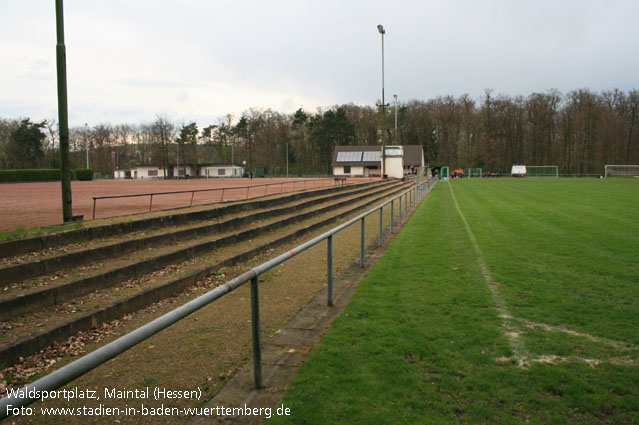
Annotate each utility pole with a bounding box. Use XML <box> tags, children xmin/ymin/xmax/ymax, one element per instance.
<box><xmin>56</xmin><ymin>0</ymin><xmax>72</xmax><ymax>222</ymax></box>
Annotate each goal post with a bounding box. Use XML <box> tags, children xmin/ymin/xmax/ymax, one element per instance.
<box><xmin>526</xmin><ymin>166</ymin><xmax>558</xmax><ymax>177</ymax></box>
<box><xmin>465</xmin><ymin>168</ymin><xmax>482</xmax><ymax>177</ymax></box>
<box><xmin>604</xmin><ymin>165</ymin><xmax>639</xmax><ymax>178</ymax></box>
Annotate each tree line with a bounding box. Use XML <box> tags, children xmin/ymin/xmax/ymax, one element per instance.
<box><xmin>1</xmin><ymin>88</ymin><xmax>637</xmax><ymax>177</ymax></box>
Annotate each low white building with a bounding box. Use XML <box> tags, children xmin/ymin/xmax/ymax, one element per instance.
<box><xmin>115</xmin><ymin>164</ymin><xmax>246</xmax><ymax>179</ymax></box>
<box><xmin>114</xmin><ymin>165</ymin><xmax>193</xmax><ymax>179</ymax></box>
<box><xmin>173</xmin><ymin>165</ymin><xmax>196</xmax><ymax>178</ymax></box>
<box><xmin>114</xmin><ymin>166</ymin><xmax>167</xmax><ymax>179</ymax></box>
<box><xmin>332</xmin><ymin>145</ymin><xmax>424</xmax><ymax>178</ymax></box>
<box><xmin>200</xmin><ymin>165</ymin><xmax>244</xmax><ymax>178</ymax></box>
<box><xmin>114</xmin><ymin>169</ymin><xmax>130</xmax><ymax>179</ymax></box>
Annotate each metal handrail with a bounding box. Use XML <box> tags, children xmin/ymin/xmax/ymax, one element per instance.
<box><xmin>91</xmin><ymin>178</ymin><xmax>353</xmax><ymax>219</ymax></box>
<box><xmin>0</xmin><ymin>177</ymin><xmax>437</xmax><ymax>419</ymax></box>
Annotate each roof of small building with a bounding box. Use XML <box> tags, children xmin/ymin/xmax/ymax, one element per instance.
<box><xmin>331</xmin><ymin>145</ymin><xmax>424</xmax><ymax>167</ymax></box>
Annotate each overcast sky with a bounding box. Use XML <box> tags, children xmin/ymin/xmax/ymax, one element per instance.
<box><xmin>1</xmin><ymin>0</ymin><xmax>638</xmax><ymax>129</ymax></box>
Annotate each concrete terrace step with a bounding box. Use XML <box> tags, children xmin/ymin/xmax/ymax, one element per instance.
<box><xmin>0</xmin><ymin>181</ymin><xmax>413</xmax><ymax>366</ymax></box>
<box><xmin>0</xmin><ymin>180</ymin><xmax>385</xmax><ymax>259</ymax></box>
<box><xmin>0</xmin><ymin>181</ymin><xmax>396</xmax><ymax>286</ymax></box>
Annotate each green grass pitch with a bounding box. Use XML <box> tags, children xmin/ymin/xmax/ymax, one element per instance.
<box><xmin>266</xmin><ymin>178</ymin><xmax>639</xmax><ymax>425</ymax></box>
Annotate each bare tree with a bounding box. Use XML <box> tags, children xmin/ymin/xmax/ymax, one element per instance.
<box><xmin>151</xmin><ymin>115</ymin><xmax>175</xmax><ymax>178</ymax></box>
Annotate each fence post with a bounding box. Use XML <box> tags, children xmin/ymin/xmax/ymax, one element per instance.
<box><xmin>327</xmin><ymin>235</ymin><xmax>333</xmax><ymax>306</ymax></box>
<box><xmin>360</xmin><ymin>217</ymin><xmax>365</xmax><ymax>267</ymax></box>
<box><xmin>399</xmin><ymin>195</ymin><xmax>402</xmax><ymax>222</ymax></box>
<box><xmin>149</xmin><ymin>194</ymin><xmax>153</xmax><ymax>212</ymax></box>
<box><xmin>92</xmin><ymin>198</ymin><xmax>97</xmax><ymax>219</ymax></box>
<box><xmin>221</xmin><ymin>188</ymin><xmax>225</xmax><ymax>201</ymax></box>
<box><xmin>190</xmin><ymin>191</ymin><xmax>195</xmax><ymax>207</ymax></box>
<box><xmin>250</xmin><ymin>276</ymin><xmax>263</xmax><ymax>389</ymax></box>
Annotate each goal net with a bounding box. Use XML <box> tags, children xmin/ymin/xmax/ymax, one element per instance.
<box><xmin>465</xmin><ymin>168</ymin><xmax>482</xmax><ymax>177</ymax></box>
<box><xmin>604</xmin><ymin>165</ymin><xmax>639</xmax><ymax>177</ymax></box>
<box><xmin>526</xmin><ymin>166</ymin><xmax>558</xmax><ymax>177</ymax></box>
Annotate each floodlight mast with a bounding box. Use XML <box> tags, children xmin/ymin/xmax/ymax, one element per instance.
<box><xmin>56</xmin><ymin>0</ymin><xmax>73</xmax><ymax>222</ymax></box>
<box><xmin>377</xmin><ymin>24</ymin><xmax>388</xmax><ymax>179</ymax></box>
<box><xmin>394</xmin><ymin>94</ymin><xmax>398</xmax><ymax>144</ymax></box>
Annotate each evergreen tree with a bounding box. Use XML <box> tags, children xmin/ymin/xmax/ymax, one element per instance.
<box><xmin>7</xmin><ymin>119</ymin><xmax>46</xmax><ymax>169</ymax></box>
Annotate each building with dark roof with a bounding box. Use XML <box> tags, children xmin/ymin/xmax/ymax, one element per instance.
<box><xmin>331</xmin><ymin>145</ymin><xmax>424</xmax><ymax>178</ymax></box>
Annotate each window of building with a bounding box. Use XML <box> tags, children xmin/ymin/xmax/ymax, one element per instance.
<box><xmin>218</xmin><ymin>169</ymin><xmax>226</xmax><ymax>176</ymax></box>
<box><xmin>148</xmin><ymin>170</ymin><xmax>158</xmax><ymax>177</ymax></box>
<box><xmin>343</xmin><ymin>166</ymin><xmax>351</xmax><ymax>174</ymax></box>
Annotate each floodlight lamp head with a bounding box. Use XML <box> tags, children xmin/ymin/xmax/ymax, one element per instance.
<box><xmin>377</xmin><ymin>24</ymin><xmax>385</xmax><ymax>34</ymax></box>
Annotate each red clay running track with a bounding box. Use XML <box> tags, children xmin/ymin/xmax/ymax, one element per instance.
<box><xmin>0</xmin><ymin>178</ymin><xmax>354</xmax><ymax>232</ymax></box>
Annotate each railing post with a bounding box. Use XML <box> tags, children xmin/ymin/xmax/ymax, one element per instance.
<box><xmin>149</xmin><ymin>194</ymin><xmax>153</xmax><ymax>212</ymax></box>
<box><xmin>92</xmin><ymin>198</ymin><xmax>97</xmax><ymax>219</ymax></box>
<box><xmin>327</xmin><ymin>235</ymin><xmax>333</xmax><ymax>306</ymax></box>
<box><xmin>360</xmin><ymin>217</ymin><xmax>365</xmax><ymax>268</ymax></box>
<box><xmin>405</xmin><ymin>191</ymin><xmax>408</xmax><ymax>213</ymax></box>
<box><xmin>221</xmin><ymin>188</ymin><xmax>225</xmax><ymax>201</ymax></box>
<box><xmin>390</xmin><ymin>200</ymin><xmax>394</xmax><ymax>233</ymax></box>
<box><xmin>379</xmin><ymin>207</ymin><xmax>383</xmax><ymax>246</ymax></box>
<box><xmin>190</xmin><ymin>191</ymin><xmax>195</xmax><ymax>207</ymax></box>
<box><xmin>399</xmin><ymin>195</ymin><xmax>402</xmax><ymax>222</ymax></box>
<box><xmin>246</xmin><ymin>186</ymin><xmax>250</xmax><ymax>199</ymax></box>
<box><xmin>250</xmin><ymin>275</ymin><xmax>263</xmax><ymax>389</ymax></box>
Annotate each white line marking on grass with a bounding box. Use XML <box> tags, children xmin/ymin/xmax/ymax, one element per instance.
<box><xmin>447</xmin><ymin>182</ymin><xmax>531</xmax><ymax>368</ymax></box>
<box><xmin>512</xmin><ymin>317</ymin><xmax>639</xmax><ymax>351</ymax></box>
<box><xmin>529</xmin><ymin>355</ymin><xmax>638</xmax><ymax>368</ymax></box>
<box><xmin>447</xmin><ymin>181</ymin><xmax>639</xmax><ymax>369</ymax></box>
